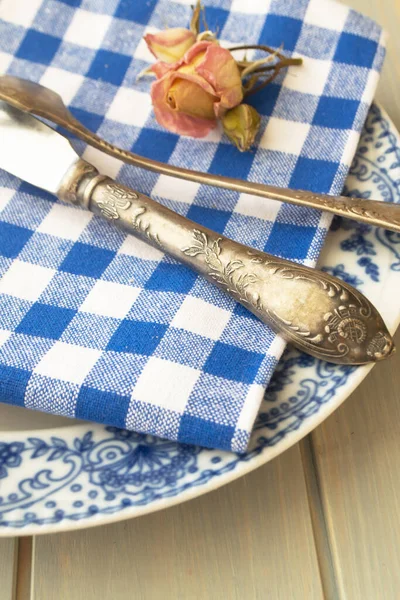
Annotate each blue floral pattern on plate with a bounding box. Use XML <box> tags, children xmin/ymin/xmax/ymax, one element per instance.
<box><xmin>0</xmin><ymin>103</ymin><xmax>399</xmax><ymax>534</ymax></box>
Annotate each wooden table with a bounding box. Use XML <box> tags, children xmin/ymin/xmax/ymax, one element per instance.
<box><xmin>1</xmin><ymin>1</ymin><xmax>400</xmax><ymax>598</ymax></box>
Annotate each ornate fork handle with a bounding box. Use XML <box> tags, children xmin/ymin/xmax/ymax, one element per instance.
<box><xmin>57</xmin><ymin>160</ymin><xmax>394</xmax><ymax>365</ymax></box>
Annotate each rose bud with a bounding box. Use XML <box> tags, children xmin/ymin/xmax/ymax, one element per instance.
<box><xmin>222</xmin><ymin>104</ymin><xmax>261</xmax><ymax>152</ymax></box>
<box><xmin>144</xmin><ymin>28</ymin><xmax>196</xmax><ymax>63</ymax></box>
<box><xmin>150</xmin><ymin>41</ymin><xmax>243</xmax><ymax>137</ymax></box>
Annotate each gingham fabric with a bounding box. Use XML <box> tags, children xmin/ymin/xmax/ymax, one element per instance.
<box><xmin>0</xmin><ymin>0</ymin><xmax>385</xmax><ymax>452</ymax></box>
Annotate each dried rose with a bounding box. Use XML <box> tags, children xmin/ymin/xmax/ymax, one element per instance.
<box><xmin>222</xmin><ymin>104</ymin><xmax>261</xmax><ymax>152</ymax></box>
<box><xmin>150</xmin><ymin>41</ymin><xmax>243</xmax><ymax>137</ymax></box>
<box><xmin>144</xmin><ymin>28</ymin><xmax>196</xmax><ymax>64</ymax></box>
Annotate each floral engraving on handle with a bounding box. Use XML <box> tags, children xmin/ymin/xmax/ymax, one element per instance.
<box><xmin>131</xmin><ymin>206</ymin><xmax>162</xmax><ymax>247</ymax></box>
<box><xmin>96</xmin><ymin>184</ymin><xmax>138</xmax><ymax>220</ymax></box>
<box><xmin>250</xmin><ymin>254</ymin><xmax>350</xmax><ymax>301</ymax></box>
<box><xmin>366</xmin><ymin>331</ymin><xmax>393</xmax><ymax>359</ymax></box>
<box><xmin>323</xmin><ymin>307</ymin><xmax>367</xmax><ymax>344</ymax></box>
<box><xmin>268</xmin><ymin>312</ymin><xmax>324</xmax><ymax>345</ymax></box>
<box><xmin>182</xmin><ymin>230</ymin><xmax>261</xmax><ymax>308</ymax></box>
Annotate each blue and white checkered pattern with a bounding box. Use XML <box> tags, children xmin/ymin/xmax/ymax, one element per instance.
<box><xmin>0</xmin><ymin>0</ymin><xmax>385</xmax><ymax>452</ymax></box>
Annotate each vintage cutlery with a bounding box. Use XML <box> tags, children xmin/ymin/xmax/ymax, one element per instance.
<box><xmin>0</xmin><ymin>75</ymin><xmax>399</xmax><ymax>234</ymax></box>
<box><xmin>0</xmin><ymin>101</ymin><xmax>394</xmax><ymax>364</ymax></box>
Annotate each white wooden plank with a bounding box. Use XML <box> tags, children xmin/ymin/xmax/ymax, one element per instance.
<box><xmin>14</xmin><ymin>537</ymin><xmax>34</xmax><ymax>600</ymax></box>
<box><xmin>33</xmin><ymin>445</ymin><xmax>324</xmax><ymax>600</ymax></box>
<box><xmin>300</xmin><ymin>438</ymin><xmax>339</xmax><ymax>600</ymax></box>
<box><xmin>344</xmin><ymin>0</ymin><xmax>400</xmax><ymax>128</ymax></box>
<box><xmin>311</xmin><ymin>329</ymin><xmax>400</xmax><ymax>599</ymax></box>
<box><xmin>0</xmin><ymin>539</ymin><xmax>16</xmax><ymax>600</ymax></box>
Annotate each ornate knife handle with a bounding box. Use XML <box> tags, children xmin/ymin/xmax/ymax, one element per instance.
<box><xmin>58</xmin><ymin>160</ymin><xmax>394</xmax><ymax>365</ymax></box>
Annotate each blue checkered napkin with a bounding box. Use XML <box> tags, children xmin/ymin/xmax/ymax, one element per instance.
<box><xmin>0</xmin><ymin>0</ymin><xmax>385</xmax><ymax>452</ymax></box>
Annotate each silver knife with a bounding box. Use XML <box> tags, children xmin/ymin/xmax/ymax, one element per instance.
<box><xmin>0</xmin><ymin>101</ymin><xmax>394</xmax><ymax>365</ymax></box>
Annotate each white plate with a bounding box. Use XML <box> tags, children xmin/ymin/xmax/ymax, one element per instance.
<box><xmin>0</xmin><ymin>103</ymin><xmax>399</xmax><ymax>536</ymax></box>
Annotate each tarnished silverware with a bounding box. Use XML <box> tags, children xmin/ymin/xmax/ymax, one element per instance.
<box><xmin>0</xmin><ymin>101</ymin><xmax>394</xmax><ymax>365</ymax></box>
<box><xmin>0</xmin><ymin>75</ymin><xmax>399</xmax><ymax>233</ymax></box>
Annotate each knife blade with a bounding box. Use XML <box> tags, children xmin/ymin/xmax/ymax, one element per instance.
<box><xmin>0</xmin><ymin>101</ymin><xmax>394</xmax><ymax>365</ymax></box>
<box><xmin>0</xmin><ymin>101</ymin><xmax>78</xmax><ymax>193</ymax></box>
